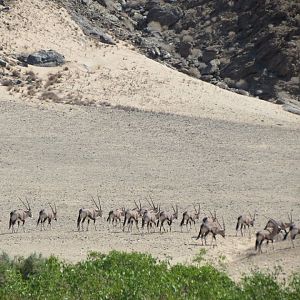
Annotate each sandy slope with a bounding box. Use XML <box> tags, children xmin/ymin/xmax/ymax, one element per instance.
<box><xmin>0</xmin><ymin>0</ymin><xmax>299</xmax><ymax>280</ymax></box>
<box><xmin>1</xmin><ymin>0</ymin><xmax>299</xmax><ymax>127</ymax></box>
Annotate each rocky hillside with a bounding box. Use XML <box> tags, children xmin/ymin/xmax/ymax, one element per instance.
<box><xmin>57</xmin><ymin>0</ymin><xmax>300</xmax><ymax>104</ymax></box>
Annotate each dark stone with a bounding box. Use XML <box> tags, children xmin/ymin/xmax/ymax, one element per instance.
<box><xmin>176</xmin><ymin>41</ymin><xmax>192</xmax><ymax>58</ymax></box>
<box><xmin>0</xmin><ymin>58</ymin><xmax>6</xmax><ymax>67</ymax></box>
<box><xmin>26</xmin><ymin>50</ymin><xmax>65</xmax><ymax>67</ymax></box>
<box><xmin>202</xmin><ymin>47</ymin><xmax>219</xmax><ymax>63</ymax></box>
<box><xmin>145</xmin><ymin>0</ymin><xmax>160</xmax><ymax>11</ymax></box>
<box><xmin>87</xmin><ymin>29</ymin><xmax>115</xmax><ymax>45</ymax></box>
<box><xmin>147</xmin><ymin>6</ymin><xmax>182</xmax><ymax>27</ymax></box>
<box><xmin>201</xmin><ymin>75</ymin><xmax>214</xmax><ymax>82</ymax></box>
<box><xmin>202</xmin><ymin>60</ymin><xmax>220</xmax><ymax>75</ymax></box>
<box><xmin>216</xmin><ymin>82</ymin><xmax>228</xmax><ymax>89</ymax></box>
<box><xmin>283</xmin><ymin>104</ymin><xmax>300</xmax><ymax>115</ymax></box>
<box><xmin>81</xmin><ymin>0</ymin><xmax>91</xmax><ymax>5</ymax></box>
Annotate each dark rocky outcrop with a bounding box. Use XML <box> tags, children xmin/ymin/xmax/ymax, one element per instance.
<box><xmin>146</xmin><ymin>6</ymin><xmax>182</xmax><ymax>27</ymax></box>
<box><xmin>55</xmin><ymin>0</ymin><xmax>300</xmax><ymax>104</ymax></box>
<box><xmin>19</xmin><ymin>50</ymin><xmax>65</xmax><ymax>67</ymax></box>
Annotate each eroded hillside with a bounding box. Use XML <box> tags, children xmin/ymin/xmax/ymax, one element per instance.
<box><xmin>56</xmin><ymin>0</ymin><xmax>300</xmax><ymax>103</ymax></box>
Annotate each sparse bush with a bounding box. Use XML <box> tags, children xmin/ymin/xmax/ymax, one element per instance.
<box><xmin>1</xmin><ymin>79</ymin><xmax>14</xmax><ymax>86</ymax></box>
<box><xmin>25</xmin><ymin>70</ymin><xmax>37</xmax><ymax>83</ymax></box>
<box><xmin>11</xmin><ymin>69</ymin><xmax>21</xmax><ymax>77</ymax></box>
<box><xmin>40</xmin><ymin>91</ymin><xmax>61</xmax><ymax>102</ymax></box>
<box><xmin>44</xmin><ymin>72</ymin><xmax>62</xmax><ymax>88</ymax></box>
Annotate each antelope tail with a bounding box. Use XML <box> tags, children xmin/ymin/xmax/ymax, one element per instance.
<box><xmin>107</xmin><ymin>211</ymin><xmax>113</xmax><ymax>222</ymax></box>
<box><xmin>180</xmin><ymin>217</ymin><xmax>184</xmax><ymax>227</ymax></box>
<box><xmin>77</xmin><ymin>209</ymin><xmax>82</xmax><ymax>229</ymax></box>
<box><xmin>196</xmin><ymin>224</ymin><xmax>203</xmax><ymax>240</ymax></box>
<box><xmin>8</xmin><ymin>211</ymin><xmax>14</xmax><ymax>229</ymax></box>
<box><xmin>236</xmin><ymin>216</ymin><xmax>242</xmax><ymax>231</ymax></box>
<box><xmin>255</xmin><ymin>232</ymin><xmax>260</xmax><ymax>251</ymax></box>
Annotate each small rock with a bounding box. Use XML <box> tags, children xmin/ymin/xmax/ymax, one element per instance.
<box><xmin>0</xmin><ymin>58</ymin><xmax>7</xmax><ymax>67</ymax></box>
<box><xmin>198</xmin><ymin>62</ymin><xmax>207</xmax><ymax>72</ymax></box>
<box><xmin>235</xmin><ymin>79</ymin><xmax>248</xmax><ymax>90</ymax></box>
<box><xmin>216</xmin><ymin>82</ymin><xmax>228</xmax><ymax>90</ymax></box>
<box><xmin>283</xmin><ymin>104</ymin><xmax>300</xmax><ymax>116</ymax></box>
<box><xmin>176</xmin><ymin>41</ymin><xmax>192</xmax><ymax>58</ymax></box>
<box><xmin>202</xmin><ymin>61</ymin><xmax>219</xmax><ymax>75</ymax></box>
<box><xmin>274</xmin><ymin>98</ymin><xmax>285</xmax><ymax>105</ymax></box>
<box><xmin>88</xmin><ymin>29</ymin><xmax>115</xmax><ymax>45</ymax></box>
<box><xmin>254</xmin><ymin>89</ymin><xmax>264</xmax><ymax>96</ymax></box>
<box><xmin>187</xmin><ymin>67</ymin><xmax>201</xmax><ymax>78</ymax></box>
<box><xmin>201</xmin><ymin>75</ymin><xmax>214</xmax><ymax>82</ymax></box>
<box><xmin>160</xmin><ymin>49</ymin><xmax>171</xmax><ymax>60</ymax></box>
<box><xmin>202</xmin><ymin>46</ymin><xmax>219</xmax><ymax>63</ymax></box>
<box><xmin>236</xmin><ymin>89</ymin><xmax>250</xmax><ymax>96</ymax></box>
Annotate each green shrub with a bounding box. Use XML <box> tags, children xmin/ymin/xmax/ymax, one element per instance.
<box><xmin>0</xmin><ymin>251</ymin><xmax>298</xmax><ymax>299</ymax></box>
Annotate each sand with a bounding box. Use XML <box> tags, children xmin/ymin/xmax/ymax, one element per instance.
<box><xmin>0</xmin><ymin>0</ymin><xmax>299</xmax><ymax>279</ymax></box>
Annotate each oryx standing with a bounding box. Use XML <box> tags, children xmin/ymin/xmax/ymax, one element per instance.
<box><xmin>196</xmin><ymin>216</ymin><xmax>226</xmax><ymax>246</ymax></box>
<box><xmin>37</xmin><ymin>203</ymin><xmax>57</xmax><ymax>230</ymax></box>
<box><xmin>77</xmin><ymin>195</ymin><xmax>103</xmax><ymax>231</ymax></box>
<box><xmin>235</xmin><ymin>210</ymin><xmax>257</xmax><ymax>237</ymax></box>
<box><xmin>157</xmin><ymin>205</ymin><xmax>178</xmax><ymax>232</ymax></box>
<box><xmin>9</xmin><ymin>197</ymin><xmax>32</xmax><ymax>233</ymax></box>
<box><xmin>107</xmin><ymin>207</ymin><xmax>125</xmax><ymax>227</ymax></box>
<box><xmin>180</xmin><ymin>204</ymin><xmax>200</xmax><ymax>232</ymax></box>
<box><xmin>283</xmin><ymin>212</ymin><xmax>299</xmax><ymax>247</ymax></box>
<box><xmin>255</xmin><ymin>219</ymin><xmax>281</xmax><ymax>254</ymax></box>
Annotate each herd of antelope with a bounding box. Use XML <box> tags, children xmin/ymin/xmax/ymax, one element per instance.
<box><xmin>5</xmin><ymin>195</ymin><xmax>299</xmax><ymax>254</ymax></box>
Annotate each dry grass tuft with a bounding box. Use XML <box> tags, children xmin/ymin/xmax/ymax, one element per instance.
<box><xmin>41</xmin><ymin>91</ymin><xmax>61</xmax><ymax>102</ymax></box>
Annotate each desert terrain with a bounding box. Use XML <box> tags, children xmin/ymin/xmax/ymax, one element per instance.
<box><xmin>0</xmin><ymin>0</ymin><xmax>299</xmax><ymax>280</ymax></box>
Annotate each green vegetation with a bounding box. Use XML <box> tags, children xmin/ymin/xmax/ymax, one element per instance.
<box><xmin>0</xmin><ymin>251</ymin><xmax>299</xmax><ymax>299</ymax></box>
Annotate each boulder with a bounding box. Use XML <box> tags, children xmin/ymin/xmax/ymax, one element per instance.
<box><xmin>176</xmin><ymin>41</ymin><xmax>192</xmax><ymax>58</ymax></box>
<box><xmin>283</xmin><ymin>104</ymin><xmax>300</xmax><ymax>116</ymax></box>
<box><xmin>25</xmin><ymin>50</ymin><xmax>65</xmax><ymax>67</ymax></box>
<box><xmin>202</xmin><ymin>46</ymin><xmax>219</xmax><ymax>63</ymax></box>
<box><xmin>147</xmin><ymin>6</ymin><xmax>182</xmax><ymax>27</ymax></box>
<box><xmin>202</xmin><ymin>60</ymin><xmax>220</xmax><ymax>75</ymax></box>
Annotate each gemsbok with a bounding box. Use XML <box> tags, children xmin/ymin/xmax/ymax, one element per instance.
<box><xmin>37</xmin><ymin>203</ymin><xmax>57</xmax><ymax>230</ymax></box>
<box><xmin>77</xmin><ymin>195</ymin><xmax>103</xmax><ymax>231</ymax></box>
<box><xmin>196</xmin><ymin>216</ymin><xmax>225</xmax><ymax>246</ymax></box>
<box><xmin>235</xmin><ymin>210</ymin><xmax>257</xmax><ymax>237</ymax></box>
<box><xmin>141</xmin><ymin>199</ymin><xmax>160</xmax><ymax>233</ymax></box>
<box><xmin>9</xmin><ymin>197</ymin><xmax>32</xmax><ymax>233</ymax></box>
<box><xmin>285</xmin><ymin>224</ymin><xmax>299</xmax><ymax>248</ymax></box>
<box><xmin>201</xmin><ymin>210</ymin><xmax>219</xmax><ymax>228</ymax></box>
<box><xmin>255</xmin><ymin>219</ymin><xmax>280</xmax><ymax>254</ymax></box>
<box><xmin>107</xmin><ymin>207</ymin><xmax>125</xmax><ymax>227</ymax></box>
<box><xmin>283</xmin><ymin>212</ymin><xmax>299</xmax><ymax>247</ymax></box>
<box><xmin>180</xmin><ymin>204</ymin><xmax>200</xmax><ymax>232</ymax></box>
<box><xmin>157</xmin><ymin>205</ymin><xmax>178</xmax><ymax>232</ymax></box>
<box><xmin>122</xmin><ymin>200</ymin><xmax>144</xmax><ymax>232</ymax></box>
